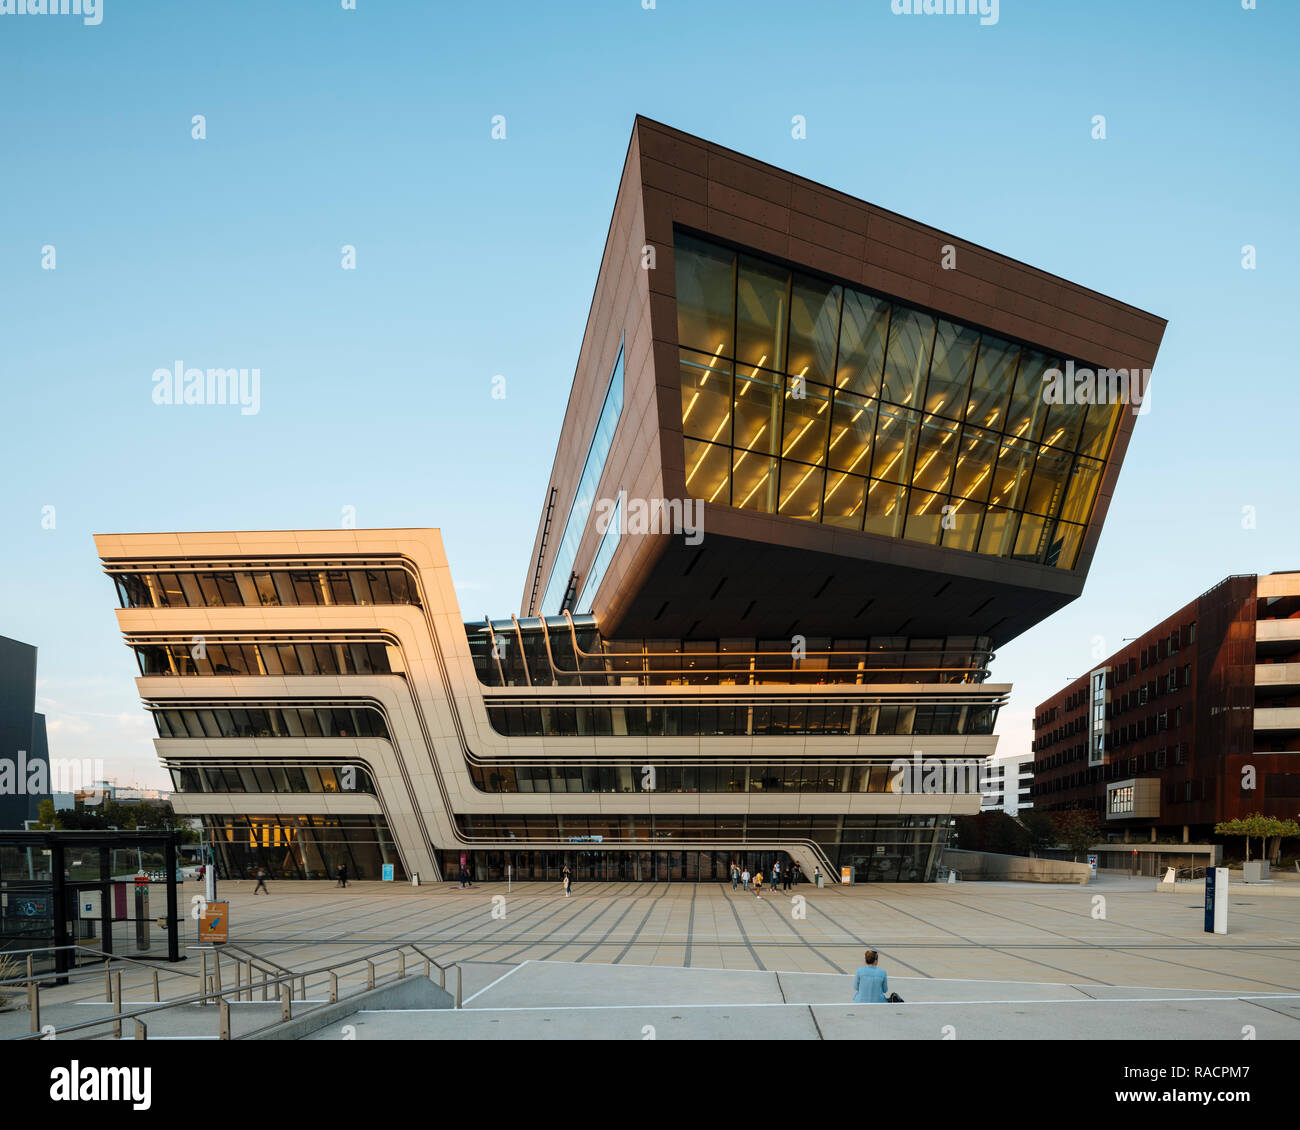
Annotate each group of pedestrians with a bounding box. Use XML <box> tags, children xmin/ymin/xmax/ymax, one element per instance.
<box><xmin>729</xmin><ymin>860</ymin><xmax>800</xmax><ymax>897</ymax></box>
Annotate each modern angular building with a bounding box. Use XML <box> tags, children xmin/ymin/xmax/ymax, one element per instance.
<box><xmin>1031</xmin><ymin>572</ymin><xmax>1300</xmax><ymax>841</ymax></box>
<box><xmin>0</xmin><ymin>636</ymin><xmax>52</xmax><ymax>829</ymax></box>
<box><xmin>95</xmin><ymin>118</ymin><xmax>1165</xmax><ymax>883</ymax></box>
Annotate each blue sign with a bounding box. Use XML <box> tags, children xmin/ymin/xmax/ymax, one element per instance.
<box><xmin>381</xmin><ymin>863</ymin><xmax>394</xmax><ymax>882</ymax></box>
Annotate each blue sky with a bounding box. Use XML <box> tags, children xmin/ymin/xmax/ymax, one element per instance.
<box><xmin>1</xmin><ymin>0</ymin><xmax>1297</xmax><ymax>788</ymax></box>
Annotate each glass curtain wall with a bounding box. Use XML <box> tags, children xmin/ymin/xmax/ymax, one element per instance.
<box><xmin>675</xmin><ymin>232</ymin><xmax>1121</xmax><ymax>569</ymax></box>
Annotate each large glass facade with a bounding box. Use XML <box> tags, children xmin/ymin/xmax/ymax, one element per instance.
<box><xmin>540</xmin><ymin>347</ymin><xmax>625</xmax><ymax>613</ymax></box>
<box><xmin>675</xmin><ymin>232</ymin><xmax>1121</xmax><ymax>569</ymax></box>
<box><xmin>152</xmin><ymin>705</ymin><xmax>389</xmax><ymax>740</ymax></box>
<box><xmin>112</xmin><ymin>567</ymin><xmax>419</xmax><ymax>609</ymax></box>
<box><xmin>466</xmin><ymin>616</ymin><xmax>994</xmax><ymax>687</ymax></box>
<box><xmin>485</xmin><ymin>699</ymin><xmax>997</xmax><ymax>738</ymax></box>
<box><xmin>448</xmin><ymin>813</ymin><xmax>946</xmax><ymax>882</ymax></box>
<box><xmin>468</xmin><ymin>759</ymin><xmax>985</xmax><ymax>795</ymax></box>
<box><xmin>136</xmin><ymin>641</ymin><xmax>394</xmax><ymax>677</ymax></box>
<box><xmin>205</xmin><ymin>815</ymin><xmax>403</xmax><ymax>881</ymax></box>
<box><xmin>168</xmin><ymin>763</ymin><xmax>378</xmax><ymax>794</ymax></box>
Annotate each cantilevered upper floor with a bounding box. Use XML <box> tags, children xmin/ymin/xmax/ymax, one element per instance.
<box><xmin>522</xmin><ymin>117</ymin><xmax>1167</xmax><ymax>646</ymax></box>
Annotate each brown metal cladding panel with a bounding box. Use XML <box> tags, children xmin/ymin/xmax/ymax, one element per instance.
<box><xmin>520</xmin><ymin>132</ymin><xmax>653</xmax><ymax>614</ymax></box>
<box><xmin>635</xmin><ymin>124</ymin><xmax>709</xmax><ymax>178</ymax></box>
<box><xmin>707</xmin><ymin>181</ymin><xmax>791</xmax><ymax>234</ymax></box>
<box><xmin>640</xmin><ymin>155</ymin><xmax>709</xmax><ymax>206</ymax></box>
<box><xmin>784</xmin><ymin>237</ymin><xmax>864</xmax><ymax>290</ymax></box>
<box><xmin>642</xmin><ymin>186</ymin><xmax>704</xmax><ymax>247</ymax></box>
<box><xmin>704</xmin><ymin>209</ymin><xmax>790</xmax><ymax>263</ymax></box>
<box><xmin>645</xmin><ymin>235</ymin><xmax>677</xmax><ymax>299</ymax></box>
<box><xmin>788</xmin><ymin>210</ymin><xmax>867</xmax><ymax>260</ymax></box>
<box><xmin>707</xmin><ymin>151</ymin><xmax>792</xmax><ymax>208</ymax></box>
<box><xmin>789</xmin><ymin>182</ymin><xmax>871</xmax><ymax>236</ymax></box>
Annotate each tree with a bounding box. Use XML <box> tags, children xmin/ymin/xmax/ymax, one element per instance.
<box><xmin>954</xmin><ymin>811</ymin><xmax>1030</xmax><ymax>856</ymax></box>
<box><xmin>35</xmin><ymin>798</ymin><xmax>58</xmax><ymax>829</ymax></box>
<box><xmin>1214</xmin><ymin>814</ymin><xmax>1300</xmax><ymax>862</ymax></box>
<box><xmin>1020</xmin><ymin>812</ymin><xmax>1057</xmax><ymax>857</ymax></box>
<box><xmin>1053</xmin><ymin>807</ymin><xmax>1103</xmax><ymax>862</ymax></box>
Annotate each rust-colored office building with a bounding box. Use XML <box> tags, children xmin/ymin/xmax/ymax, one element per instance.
<box><xmin>1031</xmin><ymin>573</ymin><xmax>1300</xmax><ymax>839</ymax></box>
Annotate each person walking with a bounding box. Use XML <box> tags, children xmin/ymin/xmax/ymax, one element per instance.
<box><xmin>730</xmin><ymin>863</ymin><xmax>739</xmax><ymax>891</ymax></box>
<box><xmin>790</xmin><ymin>863</ymin><xmax>800</xmax><ymax>887</ymax></box>
<box><xmin>741</xmin><ymin>867</ymin><xmax>750</xmax><ymax>892</ymax></box>
<box><xmin>562</xmin><ymin>864</ymin><xmax>573</xmax><ymax>897</ymax></box>
<box><xmin>459</xmin><ymin>862</ymin><xmax>470</xmax><ymax>889</ymax></box>
<box><xmin>753</xmin><ymin>870</ymin><xmax>763</xmax><ymax>899</ymax></box>
<box><xmin>783</xmin><ymin>864</ymin><xmax>793</xmax><ymax>892</ymax></box>
<box><xmin>253</xmin><ymin>867</ymin><xmax>269</xmax><ymax>895</ymax></box>
<box><xmin>852</xmin><ymin>949</ymin><xmax>900</xmax><ymax>1004</ymax></box>
<box><xmin>335</xmin><ymin>863</ymin><xmax>348</xmax><ymax>889</ymax></box>
<box><xmin>771</xmin><ymin>860</ymin><xmax>780</xmax><ymax>890</ymax></box>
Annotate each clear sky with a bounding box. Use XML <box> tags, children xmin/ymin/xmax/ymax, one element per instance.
<box><xmin>2</xmin><ymin>0</ymin><xmax>1297</xmax><ymax>789</ymax></box>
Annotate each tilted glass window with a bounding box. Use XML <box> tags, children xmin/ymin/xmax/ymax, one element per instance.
<box><xmin>540</xmin><ymin>346</ymin><xmax>625</xmax><ymax>614</ymax></box>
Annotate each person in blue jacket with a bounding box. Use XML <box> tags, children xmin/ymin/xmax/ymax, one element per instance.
<box><xmin>852</xmin><ymin>949</ymin><xmax>889</xmax><ymax>1003</ymax></box>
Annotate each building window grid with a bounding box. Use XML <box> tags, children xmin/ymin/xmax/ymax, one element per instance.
<box><xmin>675</xmin><ymin>232</ymin><xmax>1122</xmax><ymax>570</ymax></box>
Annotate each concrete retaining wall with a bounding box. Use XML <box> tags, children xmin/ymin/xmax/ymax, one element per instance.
<box><xmin>942</xmin><ymin>849</ymin><xmax>1091</xmax><ymax>884</ymax></box>
<box><xmin>245</xmin><ymin>975</ymin><xmax>454</xmax><ymax>1041</ymax></box>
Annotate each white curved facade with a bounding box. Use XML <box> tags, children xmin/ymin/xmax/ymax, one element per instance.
<box><xmin>96</xmin><ymin>528</ymin><xmax>1005</xmax><ymax>883</ymax></box>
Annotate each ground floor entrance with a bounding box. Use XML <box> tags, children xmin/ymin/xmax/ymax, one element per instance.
<box><xmin>439</xmin><ymin>849</ymin><xmax>802</xmax><ymax>883</ymax></box>
<box><xmin>439</xmin><ymin>848</ymin><xmax>917</xmax><ymax>884</ymax></box>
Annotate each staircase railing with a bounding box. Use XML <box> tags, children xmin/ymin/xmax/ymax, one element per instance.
<box><xmin>5</xmin><ymin>942</ymin><xmax>462</xmax><ymax>1041</ymax></box>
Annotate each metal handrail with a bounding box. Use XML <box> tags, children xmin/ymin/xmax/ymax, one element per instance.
<box><xmin>0</xmin><ymin>943</ymin><xmax>199</xmax><ymax>984</ymax></box>
<box><xmin>1</xmin><ymin>942</ymin><xmax>201</xmax><ymax>1036</ymax></box>
<box><xmin>10</xmin><ymin>942</ymin><xmax>461</xmax><ymax>1041</ymax></box>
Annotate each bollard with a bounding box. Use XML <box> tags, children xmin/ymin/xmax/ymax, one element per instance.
<box><xmin>28</xmin><ymin>982</ymin><xmax>40</xmax><ymax>1034</ymax></box>
<box><xmin>366</xmin><ymin>960</ymin><xmax>375</xmax><ymax>991</ymax></box>
<box><xmin>113</xmin><ymin>972</ymin><xmax>123</xmax><ymax>1039</ymax></box>
<box><xmin>280</xmin><ymin>983</ymin><xmax>291</xmax><ymax>1022</ymax></box>
<box><xmin>218</xmin><ymin>998</ymin><xmax>230</xmax><ymax>1040</ymax></box>
<box><xmin>398</xmin><ymin>951</ymin><xmax>406</xmax><ymax>980</ymax></box>
<box><xmin>134</xmin><ymin>1018</ymin><xmax>148</xmax><ymax>1040</ymax></box>
<box><xmin>152</xmin><ymin>970</ymin><xmax>160</xmax><ymax>1003</ymax></box>
<box><xmin>455</xmin><ymin>966</ymin><xmax>462</xmax><ymax>1009</ymax></box>
<box><xmin>329</xmin><ymin>972</ymin><xmax>338</xmax><ymax>1003</ymax></box>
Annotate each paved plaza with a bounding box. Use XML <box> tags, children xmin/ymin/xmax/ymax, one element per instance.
<box><xmin>6</xmin><ymin>874</ymin><xmax>1299</xmax><ymax>1039</ymax></box>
